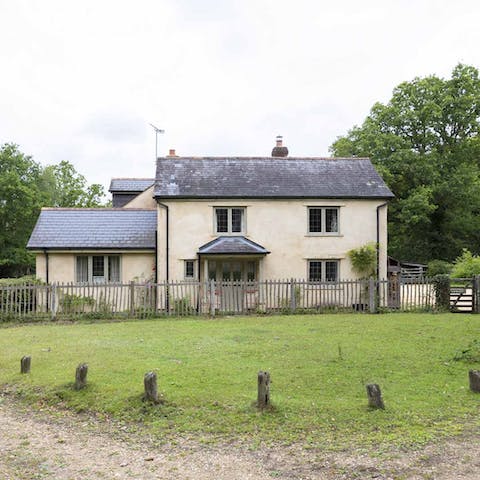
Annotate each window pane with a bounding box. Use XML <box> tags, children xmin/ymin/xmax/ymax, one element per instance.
<box><xmin>309</xmin><ymin>208</ymin><xmax>322</xmax><ymax>233</ymax></box>
<box><xmin>232</xmin><ymin>262</ymin><xmax>242</xmax><ymax>281</ymax></box>
<box><xmin>208</xmin><ymin>261</ymin><xmax>217</xmax><ymax>280</ymax></box>
<box><xmin>92</xmin><ymin>256</ymin><xmax>105</xmax><ymax>282</ymax></box>
<box><xmin>108</xmin><ymin>256</ymin><xmax>120</xmax><ymax>282</ymax></box>
<box><xmin>309</xmin><ymin>261</ymin><xmax>322</xmax><ymax>282</ymax></box>
<box><xmin>185</xmin><ymin>260</ymin><xmax>194</xmax><ymax>278</ymax></box>
<box><xmin>325</xmin><ymin>209</ymin><xmax>338</xmax><ymax>233</ymax></box>
<box><xmin>231</xmin><ymin>208</ymin><xmax>243</xmax><ymax>233</ymax></box>
<box><xmin>216</xmin><ymin>209</ymin><xmax>228</xmax><ymax>233</ymax></box>
<box><xmin>222</xmin><ymin>262</ymin><xmax>231</xmax><ymax>281</ymax></box>
<box><xmin>247</xmin><ymin>261</ymin><xmax>256</xmax><ymax>281</ymax></box>
<box><xmin>325</xmin><ymin>261</ymin><xmax>338</xmax><ymax>282</ymax></box>
<box><xmin>76</xmin><ymin>257</ymin><xmax>88</xmax><ymax>283</ymax></box>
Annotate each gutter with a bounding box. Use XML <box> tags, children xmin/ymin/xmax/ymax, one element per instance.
<box><xmin>156</xmin><ymin>201</ymin><xmax>169</xmax><ymax>282</ymax></box>
<box><xmin>376</xmin><ymin>203</ymin><xmax>388</xmax><ymax>279</ymax></box>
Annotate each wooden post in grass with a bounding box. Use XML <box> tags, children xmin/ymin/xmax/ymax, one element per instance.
<box><xmin>469</xmin><ymin>370</ymin><xmax>480</xmax><ymax>392</ymax></box>
<box><xmin>257</xmin><ymin>371</ymin><xmax>270</xmax><ymax>409</ymax></box>
<box><xmin>366</xmin><ymin>383</ymin><xmax>384</xmax><ymax>409</ymax></box>
<box><xmin>20</xmin><ymin>356</ymin><xmax>31</xmax><ymax>374</ymax></box>
<box><xmin>74</xmin><ymin>363</ymin><xmax>88</xmax><ymax>390</ymax></box>
<box><xmin>144</xmin><ymin>371</ymin><xmax>160</xmax><ymax>403</ymax></box>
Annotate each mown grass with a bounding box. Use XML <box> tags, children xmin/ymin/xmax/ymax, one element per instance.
<box><xmin>1</xmin><ymin>313</ymin><xmax>479</xmax><ymax>450</ymax></box>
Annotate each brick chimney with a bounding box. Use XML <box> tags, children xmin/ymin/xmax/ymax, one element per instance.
<box><xmin>167</xmin><ymin>149</ymin><xmax>177</xmax><ymax>157</ymax></box>
<box><xmin>271</xmin><ymin>135</ymin><xmax>289</xmax><ymax>157</ymax></box>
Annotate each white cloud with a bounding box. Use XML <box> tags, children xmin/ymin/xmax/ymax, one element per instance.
<box><xmin>0</xmin><ymin>0</ymin><xmax>479</xmax><ymax>188</ymax></box>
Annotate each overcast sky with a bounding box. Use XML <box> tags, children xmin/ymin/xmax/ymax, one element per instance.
<box><xmin>1</xmin><ymin>0</ymin><xmax>480</xmax><ymax>192</ymax></box>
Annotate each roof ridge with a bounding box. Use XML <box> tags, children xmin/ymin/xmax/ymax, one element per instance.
<box><xmin>156</xmin><ymin>156</ymin><xmax>371</xmax><ymax>161</ymax></box>
<box><xmin>40</xmin><ymin>208</ymin><xmax>156</xmax><ymax>212</ymax></box>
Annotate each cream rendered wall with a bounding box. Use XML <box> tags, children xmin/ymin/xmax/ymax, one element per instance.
<box><xmin>157</xmin><ymin>199</ymin><xmax>389</xmax><ymax>281</ymax></box>
<box><xmin>34</xmin><ymin>251</ymin><xmax>155</xmax><ymax>283</ymax></box>
<box><xmin>123</xmin><ymin>186</ymin><xmax>156</xmax><ymax>209</ymax></box>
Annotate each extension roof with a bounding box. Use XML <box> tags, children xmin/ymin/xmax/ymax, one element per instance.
<box><xmin>198</xmin><ymin>236</ymin><xmax>270</xmax><ymax>255</ymax></box>
<box><xmin>27</xmin><ymin>209</ymin><xmax>157</xmax><ymax>250</ymax></box>
<box><xmin>154</xmin><ymin>157</ymin><xmax>394</xmax><ymax>199</ymax></box>
<box><xmin>109</xmin><ymin>178</ymin><xmax>154</xmax><ymax>193</ymax></box>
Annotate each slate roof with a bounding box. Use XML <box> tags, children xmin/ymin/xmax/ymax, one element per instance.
<box><xmin>27</xmin><ymin>209</ymin><xmax>157</xmax><ymax>250</ymax></box>
<box><xmin>198</xmin><ymin>236</ymin><xmax>270</xmax><ymax>255</ymax></box>
<box><xmin>109</xmin><ymin>178</ymin><xmax>154</xmax><ymax>193</ymax></box>
<box><xmin>154</xmin><ymin>157</ymin><xmax>394</xmax><ymax>199</ymax></box>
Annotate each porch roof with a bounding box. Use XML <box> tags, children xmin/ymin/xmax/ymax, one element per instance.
<box><xmin>198</xmin><ymin>236</ymin><xmax>270</xmax><ymax>255</ymax></box>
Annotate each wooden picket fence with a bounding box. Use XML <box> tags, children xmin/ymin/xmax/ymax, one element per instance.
<box><xmin>0</xmin><ymin>276</ymin><xmax>457</xmax><ymax>321</ymax></box>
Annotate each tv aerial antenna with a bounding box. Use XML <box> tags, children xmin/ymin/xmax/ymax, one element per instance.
<box><xmin>149</xmin><ymin>123</ymin><xmax>165</xmax><ymax>160</ymax></box>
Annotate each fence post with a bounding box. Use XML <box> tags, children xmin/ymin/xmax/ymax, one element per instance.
<box><xmin>50</xmin><ymin>283</ymin><xmax>57</xmax><ymax>320</ymax></box>
<box><xmin>290</xmin><ymin>278</ymin><xmax>296</xmax><ymax>312</ymax></box>
<box><xmin>473</xmin><ymin>276</ymin><xmax>480</xmax><ymax>314</ymax></box>
<box><xmin>129</xmin><ymin>281</ymin><xmax>135</xmax><ymax>317</ymax></box>
<box><xmin>257</xmin><ymin>370</ymin><xmax>270</xmax><ymax>409</ymax></box>
<box><xmin>75</xmin><ymin>363</ymin><xmax>88</xmax><ymax>390</ymax></box>
<box><xmin>209</xmin><ymin>279</ymin><xmax>216</xmax><ymax>316</ymax></box>
<box><xmin>368</xmin><ymin>277</ymin><xmax>376</xmax><ymax>313</ymax></box>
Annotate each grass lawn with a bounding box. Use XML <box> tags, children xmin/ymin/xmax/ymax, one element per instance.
<box><xmin>1</xmin><ymin>313</ymin><xmax>480</xmax><ymax>450</ymax></box>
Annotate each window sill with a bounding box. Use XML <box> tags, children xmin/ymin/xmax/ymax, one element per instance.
<box><xmin>305</xmin><ymin>233</ymin><xmax>343</xmax><ymax>237</ymax></box>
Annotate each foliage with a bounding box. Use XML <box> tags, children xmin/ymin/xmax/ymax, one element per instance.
<box><xmin>172</xmin><ymin>296</ymin><xmax>195</xmax><ymax>315</ymax></box>
<box><xmin>450</xmin><ymin>249</ymin><xmax>480</xmax><ymax>278</ymax></box>
<box><xmin>330</xmin><ymin>64</ymin><xmax>480</xmax><ymax>263</ymax></box>
<box><xmin>1</xmin><ymin>313</ymin><xmax>480</xmax><ymax>450</ymax></box>
<box><xmin>452</xmin><ymin>339</ymin><xmax>480</xmax><ymax>363</ymax></box>
<box><xmin>427</xmin><ymin>260</ymin><xmax>453</xmax><ymax>276</ymax></box>
<box><xmin>347</xmin><ymin>243</ymin><xmax>377</xmax><ymax>277</ymax></box>
<box><xmin>0</xmin><ymin>144</ymin><xmax>106</xmax><ymax>278</ymax></box>
<box><xmin>0</xmin><ymin>275</ymin><xmax>43</xmax><ymax>286</ymax></box>
<box><xmin>60</xmin><ymin>293</ymin><xmax>95</xmax><ymax>312</ymax></box>
<box><xmin>432</xmin><ymin>275</ymin><xmax>451</xmax><ymax>311</ymax></box>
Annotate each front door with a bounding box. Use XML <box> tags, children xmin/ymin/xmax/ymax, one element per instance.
<box><xmin>207</xmin><ymin>259</ymin><xmax>258</xmax><ymax>312</ymax></box>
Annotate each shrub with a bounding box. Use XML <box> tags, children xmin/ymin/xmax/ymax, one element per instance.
<box><xmin>347</xmin><ymin>243</ymin><xmax>377</xmax><ymax>277</ymax></box>
<box><xmin>427</xmin><ymin>260</ymin><xmax>453</xmax><ymax>277</ymax></box>
<box><xmin>451</xmin><ymin>249</ymin><xmax>480</xmax><ymax>278</ymax></box>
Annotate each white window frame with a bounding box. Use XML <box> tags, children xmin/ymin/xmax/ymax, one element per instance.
<box><xmin>307</xmin><ymin>207</ymin><xmax>340</xmax><ymax>235</ymax></box>
<box><xmin>75</xmin><ymin>255</ymin><xmax>121</xmax><ymax>283</ymax></box>
<box><xmin>214</xmin><ymin>207</ymin><xmax>246</xmax><ymax>234</ymax></box>
<box><xmin>307</xmin><ymin>259</ymin><xmax>340</xmax><ymax>282</ymax></box>
<box><xmin>184</xmin><ymin>259</ymin><xmax>196</xmax><ymax>279</ymax></box>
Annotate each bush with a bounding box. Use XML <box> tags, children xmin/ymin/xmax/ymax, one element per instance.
<box><xmin>347</xmin><ymin>243</ymin><xmax>377</xmax><ymax>277</ymax></box>
<box><xmin>0</xmin><ymin>275</ymin><xmax>43</xmax><ymax>286</ymax></box>
<box><xmin>451</xmin><ymin>249</ymin><xmax>480</xmax><ymax>278</ymax></box>
<box><xmin>427</xmin><ymin>260</ymin><xmax>453</xmax><ymax>277</ymax></box>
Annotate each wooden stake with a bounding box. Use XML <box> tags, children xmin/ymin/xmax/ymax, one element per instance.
<box><xmin>257</xmin><ymin>371</ymin><xmax>270</xmax><ymax>409</ymax></box>
<box><xmin>74</xmin><ymin>363</ymin><xmax>88</xmax><ymax>390</ymax></box>
<box><xmin>366</xmin><ymin>383</ymin><xmax>384</xmax><ymax>409</ymax></box>
<box><xmin>144</xmin><ymin>371</ymin><xmax>160</xmax><ymax>404</ymax></box>
<box><xmin>469</xmin><ymin>370</ymin><xmax>480</xmax><ymax>393</ymax></box>
<box><xmin>20</xmin><ymin>356</ymin><xmax>31</xmax><ymax>374</ymax></box>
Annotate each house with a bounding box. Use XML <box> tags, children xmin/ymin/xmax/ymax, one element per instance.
<box><xmin>27</xmin><ymin>137</ymin><xmax>394</xmax><ymax>284</ymax></box>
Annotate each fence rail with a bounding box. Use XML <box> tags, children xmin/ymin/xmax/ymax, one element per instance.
<box><xmin>0</xmin><ymin>276</ymin><xmax>477</xmax><ymax>321</ymax></box>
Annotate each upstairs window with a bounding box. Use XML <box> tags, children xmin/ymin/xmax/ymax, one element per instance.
<box><xmin>308</xmin><ymin>207</ymin><xmax>339</xmax><ymax>234</ymax></box>
<box><xmin>215</xmin><ymin>207</ymin><xmax>245</xmax><ymax>234</ymax></box>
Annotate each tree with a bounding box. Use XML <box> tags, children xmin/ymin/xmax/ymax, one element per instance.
<box><xmin>42</xmin><ymin>160</ymin><xmax>105</xmax><ymax>207</ymax></box>
<box><xmin>331</xmin><ymin>64</ymin><xmax>480</xmax><ymax>263</ymax></box>
<box><xmin>0</xmin><ymin>144</ymin><xmax>106</xmax><ymax>277</ymax></box>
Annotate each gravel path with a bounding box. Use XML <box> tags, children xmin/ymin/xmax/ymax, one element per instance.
<box><xmin>1</xmin><ymin>393</ymin><xmax>480</xmax><ymax>479</ymax></box>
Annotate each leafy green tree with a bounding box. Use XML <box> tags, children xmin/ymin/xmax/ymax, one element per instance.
<box><xmin>41</xmin><ymin>160</ymin><xmax>105</xmax><ymax>207</ymax></box>
<box><xmin>0</xmin><ymin>144</ymin><xmax>106</xmax><ymax>277</ymax></box>
<box><xmin>331</xmin><ymin>64</ymin><xmax>480</xmax><ymax>263</ymax></box>
<box><xmin>0</xmin><ymin>144</ymin><xmax>45</xmax><ymax>276</ymax></box>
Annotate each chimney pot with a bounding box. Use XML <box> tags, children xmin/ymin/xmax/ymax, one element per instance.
<box><xmin>168</xmin><ymin>149</ymin><xmax>177</xmax><ymax>157</ymax></box>
<box><xmin>271</xmin><ymin>135</ymin><xmax>289</xmax><ymax>157</ymax></box>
